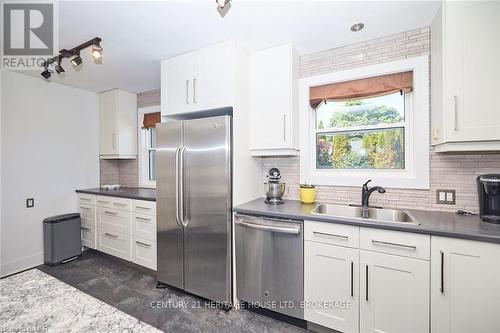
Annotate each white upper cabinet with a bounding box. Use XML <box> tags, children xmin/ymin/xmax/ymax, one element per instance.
<box><xmin>100</xmin><ymin>89</ymin><xmax>137</xmax><ymax>159</ymax></box>
<box><xmin>431</xmin><ymin>1</ymin><xmax>500</xmax><ymax>152</ymax></box>
<box><xmin>161</xmin><ymin>41</ymin><xmax>241</xmax><ymax>116</ymax></box>
<box><xmin>431</xmin><ymin>236</ymin><xmax>500</xmax><ymax>333</ymax></box>
<box><xmin>249</xmin><ymin>43</ymin><xmax>299</xmax><ymax>156</ymax></box>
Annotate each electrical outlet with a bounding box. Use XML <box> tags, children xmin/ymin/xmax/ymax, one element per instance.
<box><xmin>436</xmin><ymin>190</ymin><xmax>456</xmax><ymax>205</ymax></box>
<box><xmin>26</xmin><ymin>198</ymin><xmax>34</xmax><ymax>208</ymax></box>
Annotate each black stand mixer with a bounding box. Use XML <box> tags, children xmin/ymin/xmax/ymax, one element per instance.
<box><xmin>264</xmin><ymin>168</ymin><xmax>286</xmax><ymax>205</ymax></box>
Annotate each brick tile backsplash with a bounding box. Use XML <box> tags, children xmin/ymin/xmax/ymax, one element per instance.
<box><xmin>265</xmin><ymin>26</ymin><xmax>500</xmax><ymax>213</ymax></box>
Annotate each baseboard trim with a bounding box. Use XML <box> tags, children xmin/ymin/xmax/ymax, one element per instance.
<box><xmin>1</xmin><ymin>252</ymin><xmax>44</xmax><ymax>278</ymax></box>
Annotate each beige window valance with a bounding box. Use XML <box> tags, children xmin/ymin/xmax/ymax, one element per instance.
<box><xmin>310</xmin><ymin>71</ymin><xmax>413</xmax><ymax>109</ymax></box>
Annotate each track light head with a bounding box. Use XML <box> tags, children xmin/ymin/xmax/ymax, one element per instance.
<box><xmin>91</xmin><ymin>44</ymin><xmax>103</xmax><ymax>64</ymax></box>
<box><xmin>71</xmin><ymin>53</ymin><xmax>83</xmax><ymax>68</ymax></box>
<box><xmin>55</xmin><ymin>57</ymin><xmax>65</xmax><ymax>74</ymax></box>
<box><xmin>41</xmin><ymin>68</ymin><xmax>52</xmax><ymax>79</ymax></box>
<box><xmin>216</xmin><ymin>0</ymin><xmax>231</xmax><ymax>17</ymax></box>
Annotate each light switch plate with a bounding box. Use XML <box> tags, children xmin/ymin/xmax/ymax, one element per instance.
<box><xmin>26</xmin><ymin>198</ymin><xmax>34</xmax><ymax>208</ymax></box>
<box><xmin>436</xmin><ymin>190</ymin><xmax>456</xmax><ymax>205</ymax></box>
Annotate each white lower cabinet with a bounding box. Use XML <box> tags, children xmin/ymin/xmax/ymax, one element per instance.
<box><xmin>77</xmin><ymin>193</ymin><xmax>157</xmax><ymax>270</ymax></box>
<box><xmin>305</xmin><ymin>241</ymin><xmax>359</xmax><ymax>333</ymax></box>
<box><xmin>132</xmin><ymin>236</ymin><xmax>156</xmax><ymax>270</ymax></box>
<box><xmin>359</xmin><ymin>250</ymin><xmax>429</xmax><ymax>333</ymax></box>
<box><xmin>431</xmin><ymin>236</ymin><xmax>500</xmax><ymax>333</ymax></box>
<box><xmin>304</xmin><ymin>221</ymin><xmax>430</xmax><ymax>333</ymax></box>
<box><xmin>97</xmin><ymin>227</ymin><xmax>131</xmax><ymax>261</ymax></box>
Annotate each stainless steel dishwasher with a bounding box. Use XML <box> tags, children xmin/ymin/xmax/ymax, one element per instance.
<box><xmin>235</xmin><ymin>213</ymin><xmax>303</xmax><ymax>319</ymax></box>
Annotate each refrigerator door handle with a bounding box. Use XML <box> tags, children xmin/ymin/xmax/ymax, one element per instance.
<box><xmin>175</xmin><ymin>146</ymin><xmax>182</xmax><ymax>227</ymax></box>
<box><xmin>179</xmin><ymin>146</ymin><xmax>188</xmax><ymax>228</ymax></box>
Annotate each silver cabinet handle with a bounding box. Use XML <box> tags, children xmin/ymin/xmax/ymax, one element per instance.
<box><xmin>80</xmin><ymin>198</ymin><xmax>92</xmax><ymax>201</ymax></box>
<box><xmin>136</xmin><ymin>241</ymin><xmax>152</xmax><ymax>248</ymax></box>
<box><xmin>365</xmin><ymin>265</ymin><xmax>369</xmax><ymax>301</ymax></box>
<box><xmin>179</xmin><ymin>146</ymin><xmax>188</xmax><ymax>228</ymax></box>
<box><xmin>235</xmin><ymin>220</ymin><xmax>300</xmax><ymax>234</ymax></box>
<box><xmin>313</xmin><ymin>231</ymin><xmax>348</xmax><ymax>240</ymax></box>
<box><xmin>283</xmin><ymin>114</ymin><xmax>286</xmax><ymax>141</ymax></box>
<box><xmin>371</xmin><ymin>240</ymin><xmax>417</xmax><ymax>250</ymax></box>
<box><xmin>350</xmin><ymin>261</ymin><xmax>354</xmax><ymax>297</ymax></box>
<box><xmin>105</xmin><ymin>232</ymin><xmax>118</xmax><ymax>238</ymax></box>
<box><xmin>193</xmin><ymin>78</ymin><xmax>197</xmax><ymax>104</ymax></box>
<box><xmin>186</xmin><ymin>80</ymin><xmax>190</xmax><ymax>105</ymax></box>
<box><xmin>104</xmin><ymin>211</ymin><xmax>118</xmax><ymax>215</ymax></box>
<box><xmin>80</xmin><ymin>206</ymin><xmax>90</xmax><ymax>210</ymax></box>
<box><xmin>175</xmin><ymin>146</ymin><xmax>182</xmax><ymax>227</ymax></box>
<box><xmin>136</xmin><ymin>216</ymin><xmax>152</xmax><ymax>222</ymax></box>
<box><xmin>136</xmin><ymin>206</ymin><xmax>151</xmax><ymax>210</ymax></box>
<box><xmin>113</xmin><ymin>202</ymin><xmax>127</xmax><ymax>207</ymax></box>
<box><xmin>453</xmin><ymin>95</ymin><xmax>458</xmax><ymax>131</ymax></box>
<box><xmin>81</xmin><ymin>226</ymin><xmax>91</xmax><ymax>231</ymax></box>
<box><xmin>440</xmin><ymin>250</ymin><xmax>444</xmax><ymax>293</ymax></box>
<box><xmin>97</xmin><ymin>200</ymin><xmax>110</xmax><ymax>204</ymax></box>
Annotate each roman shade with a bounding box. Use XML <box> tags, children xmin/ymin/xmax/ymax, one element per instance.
<box><xmin>309</xmin><ymin>71</ymin><xmax>413</xmax><ymax>109</ymax></box>
<box><xmin>142</xmin><ymin>112</ymin><xmax>161</xmax><ymax>129</ymax></box>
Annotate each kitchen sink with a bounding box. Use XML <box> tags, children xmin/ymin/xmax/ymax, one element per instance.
<box><xmin>311</xmin><ymin>204</ymin><xmax>419</xmax><ymax>225</ymax></box>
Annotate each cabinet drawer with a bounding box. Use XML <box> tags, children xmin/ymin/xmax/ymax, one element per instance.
<box><xmin>132</xmin><ymin>200</ymin><xmax>156</xmax><ymax>215</ymax></box>
<box><xmin>96</xmin><ymin>196</ymin><xmax>131</xmax><ymax>211</ymax></box>
<box><xmin>305</xmin><ymin>220</ymin><xmax>359</xmax><ymax>248</ymax></box>
<box><xmin>131</xmin><ymin>213</ymin><xmax>156</xmax><ymax>242</ymax></box>
<box><xmin>96</xmin><ymin>207</ymin><xmax>131</xmax><ymax>235</ymax></box>
<box><xmin>81</xmin><ymin>225</ymin><xmax>96</xmax><ymax>249</ymax></box>
<box><xmin>79</xmin><ymin>204</ymin><xmax>95</xmax><ymax>228</ymax></box>
<box><xmin>97</xmin><ymin>228</ymin><xmax>131</xmax><ymax>261</ymax></box>
<box><xmin>360</xmin><ymin>228</ymin><xmax>430</xmax><ymax>260</ymax></box>
<box><xmin>78</xmin><ymin>193</ymin><xmax>96</xmax><ymax>205</ymax></box>
<box><xmin>132</xmin><ymin>236</ymin><xmax>156</xmax><ymax>270</ymax></box>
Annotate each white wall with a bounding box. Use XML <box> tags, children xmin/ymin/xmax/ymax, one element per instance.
<box><xmin>0</xmin><ymin>71</ymin><xmax>99</xmax><ymax>276</ymax></box>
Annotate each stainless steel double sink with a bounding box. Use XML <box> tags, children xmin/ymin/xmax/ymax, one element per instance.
<box><xmin>311</xmin><ymin>203</ymin><xmax>420</xmax><ymax>225</ymax></box>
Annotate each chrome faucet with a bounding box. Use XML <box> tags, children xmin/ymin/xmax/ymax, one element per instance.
<box><xmin>361</xmin><ymin>180</ymin><xmax>386</xmax><ymax>212</ymax></box>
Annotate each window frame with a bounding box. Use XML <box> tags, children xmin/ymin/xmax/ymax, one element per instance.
<box><xmin>138</xmin><ymin>106</ymin><xmax>161</xmax><ymax>188</ymax></box>
<box><xmin>299</xmin><ymin>56</ymin><xmax>429</xmax><ymax>189</ymax></box>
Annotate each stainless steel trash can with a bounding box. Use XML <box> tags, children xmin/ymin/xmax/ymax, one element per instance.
<box><xmin>43</xmin><ymin>213</ymin><xmax>82</xmax><ymax>266</ymax></box>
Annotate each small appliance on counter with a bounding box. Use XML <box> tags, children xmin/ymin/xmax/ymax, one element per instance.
<box><xmin>477</xmin><ymin>174</ymin><xmax>500</xmax><ymax>223</ymax></box>
<box><xmin>264</xmin><ymin>167</ymin><xmax>286</xmax><ymax>205</ymax></box>
<box><xmin>101</xmin><ymin>184</ymin><xmax>121</xmax><ymax>190</ymax></box>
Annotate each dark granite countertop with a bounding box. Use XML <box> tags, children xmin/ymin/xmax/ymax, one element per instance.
<box><xmin>234</xmin><ymin>198</ymin><xmax>500</xmax><ymax>244</ymax></box>
<box><xmin>76</xmin><ymin>187</ymin><xmax>156</xmax><ymax>202</ymax></box>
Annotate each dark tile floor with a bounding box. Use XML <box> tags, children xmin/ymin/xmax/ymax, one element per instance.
<box><xmin>38</xmin><ymin>251</ymin><xmax>307</xmax><ymax>333</ymax></box>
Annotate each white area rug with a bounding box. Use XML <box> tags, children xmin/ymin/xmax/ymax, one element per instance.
<box><xmin>0</xmin><ymin>269</ymin><xmax>161</xmax><ymax>332</ymax></box>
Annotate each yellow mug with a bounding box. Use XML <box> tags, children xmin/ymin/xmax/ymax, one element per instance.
<box><xmin>300</xmin><ymin>186</ymin><xmax>316</xmax><ymax>204</ymax></box>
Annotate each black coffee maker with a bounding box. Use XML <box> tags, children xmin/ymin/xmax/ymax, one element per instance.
<box><xmin>477</xmin><ymin>174</ymin><xmax>500</xmax><ymax>223</ymax></box>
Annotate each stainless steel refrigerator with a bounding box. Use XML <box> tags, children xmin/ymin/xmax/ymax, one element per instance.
<box><xmin>156</xmin><ymin>114</ymin><xmax>232</xmax><ymax>303</ymax></box>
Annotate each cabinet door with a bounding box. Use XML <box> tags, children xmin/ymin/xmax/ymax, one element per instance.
<box><xmin>304</xmin><ymin>241</ymin><xmax>359</xmax><ymax>333</ymax></box>
<box><xmin>100</xmin><ymin>90</ymin><xmax>118</xmax><ymax>154</ymax></box>
<box><xmin>196</xmin><ymin>41</ymin><xmax>235</xmax><ymax>111</ymax></box>
<box><xmin>360</xmin><ymin>250</ymin><xmax>429</xmax><ymax>333</ymax></box>
<box><xmin>431</xmin><ymin>237</ymin><xmax>500</xmax><ymax>333</ymax></box>
<box><xmin>164</xmin><ymin>52</ymin><xmax>196</xmax><ymax>115</ymax></box>
<box><xmin>250</xmin><ymin>44</ymin><xmax>296</xmax><ymax>151</ymax></box>
<box><xmin>445</xmin><ymin>1</ymin><xmax>500</xmax><ymax>142</ymax></box>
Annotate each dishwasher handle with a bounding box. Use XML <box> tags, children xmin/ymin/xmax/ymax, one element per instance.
<box><xmin>234</xmin><ymin>215</ymin><xmax>301</xmax><ymax>234</ymax></box>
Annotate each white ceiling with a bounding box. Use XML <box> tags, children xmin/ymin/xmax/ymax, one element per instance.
<box><xmin>23</xmin><ymin>0</ymin><xmax>440</xmax><ymax>94</ymax></box>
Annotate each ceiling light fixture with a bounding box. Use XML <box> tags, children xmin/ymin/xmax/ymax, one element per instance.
<box><xmin>350</xmin><ymin>23</ymin><xmax>365</xmax><ymax>32</ymax></box>
<box><xmin>216</xmin><ymin>0</ymin><xmax>231</xmax><ymax>17</ymax></box>
<box><xmin>41</xmin><ymin>65</ymin><xmax>52</xmax><ymax>80</ymax></box>
<box><xmin>91</xmin><ymin>43</ymin><xmax>103</xmax><ymax>63</ymax></box>
<box><xmin>40</xmin><ymin>37</ymin><xmax>102</xmax><ymax>80</ymax></box>
<box><xmin>55</xmin><ymin>56</ymin><xmax>65</xmax><ymax>74</ymax></box>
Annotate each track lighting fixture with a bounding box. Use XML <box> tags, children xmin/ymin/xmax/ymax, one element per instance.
<box><xmin>216</xmin><ymin>0</ymin><xmax>231</xmax><ymax>17</ymax></box>
<box><xmin>41</xmin><ymin>66</ymin><xmax>52</xmax><ymax>80</ymax></box>
<box><xmin>71</xmin><ymin>52</ymin><xmax>83</xmax><ymax>68</ymax></box>
<box><xmin>91</xmin><ymin>44</ymin><xmax>103</xmax><ymax>63</ymax></box>
<box><xmin>55</xmin><ymin>57</ymin><xmax>65</xmax><ymax>74</ymax></box>
<box><xmin>40</xmin><ymin>37</ymin><xmax>102</xmax><ymax>80</ymax></box>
